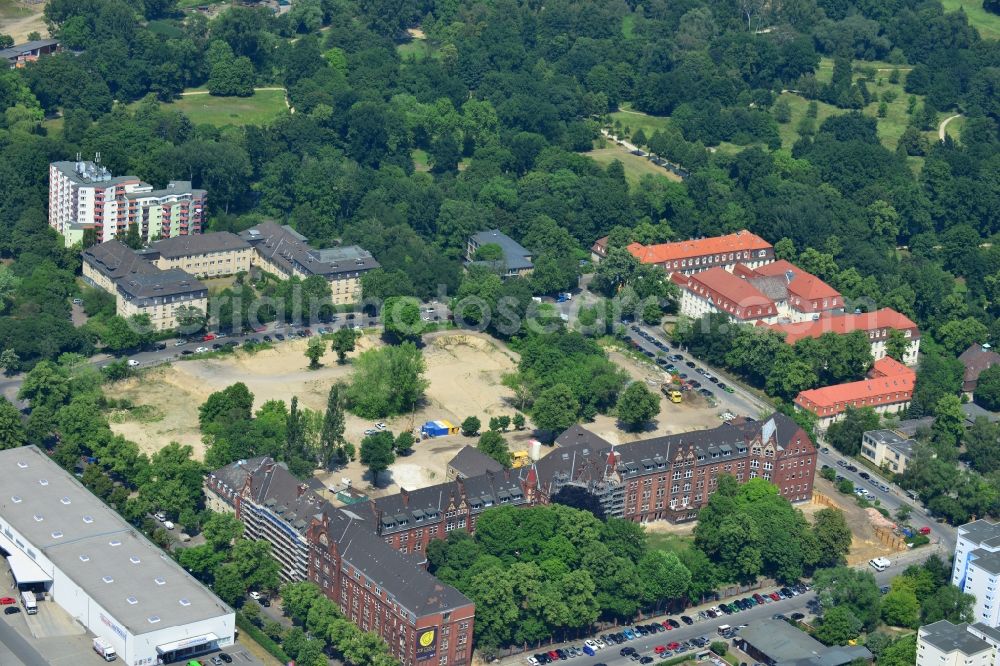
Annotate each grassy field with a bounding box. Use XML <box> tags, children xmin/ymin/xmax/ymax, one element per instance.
<box><xmin>583</xmin><ymin>146</ymin><xmax>683</xmax><ymax>186</ymax></box>
<box><xmin>621</xmin><ymin>14</ymin><xmax>636</xmax><ymax>39</ymax></box>
<box><xmin>609</xmin><ymin>104</ymin><xmax>671</xmax><ymax>139</ymax></box>
<box><xmin>941</xmin><ymin>0</ymin><xmax>1000</xmax><ymax>39</ymax></box>
<box><xmin>646</xmin><ymin>532</ymin><xmax>693</xmax><ymax>555</ymax></box>
<box><xmin>152</xmin><ymin>89</ymin><xmax>288</xmax><ymax>127</ymax></box>
<box><xmin>397</xmin><ymin>39</ymin><xmax>432</xmax><ymax>61</ymax></box>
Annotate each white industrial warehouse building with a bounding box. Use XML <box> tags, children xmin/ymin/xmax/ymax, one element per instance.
<box><xmin>0</xmin><ymin>446</ymin><xmax>235</xmax><ymax>665</ymax></box>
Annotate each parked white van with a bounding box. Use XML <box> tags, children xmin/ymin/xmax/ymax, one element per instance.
<box><xmin>869</xmin><ymin>557</ymin><xmax>891</xmax><ymax>572</ymax></box>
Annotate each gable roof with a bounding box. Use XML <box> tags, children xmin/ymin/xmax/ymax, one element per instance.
<box><xmin>959</xmin><ymin>344</ymin><xmax>1000</xmax><ymax>391</ymax></box>
<box><xmin>674</xmin><ymin>267</ymin><xmax>778</xmax><ymax>320</ymax></box>
<box><xmin>82</xmin><ymin>240</ymin><xmax>160</xmax><ymax>281</ymax></box>
<box><xmin>626</xmin><ymin>230</ymin><xmax>771</xmax><ymax>265</ymax></box>
<box><xmin>795</xmin><ymin>358</ymin><xmax>915</xmax><ymax>412</ymax></box>
<box><xmin>447</xmin><ymin>446</ymin><xmax>504</xmax><ymax>478</ymax></box>
<box><xmin>143</xmin><ymin>232</ymin><xmax>248</xmax><ymax>259</ymax></box>
<box><xmin>752</xmin><ymin>260</ymin><xmax>841</xmax><ymax>305</ymax></box>
<box><xmin>766</xmin><ymin>308</ymin><xmax>918</xmax><ymax>344</ymax></box>
<box><xmin>468</xmin><ymin>230</ymin><xmax>534</xmax><ymax>270</ymax></box>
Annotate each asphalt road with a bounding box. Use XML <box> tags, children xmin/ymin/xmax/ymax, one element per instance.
<box><xmin>814</xmin><ymin>447</ymin><xmax>956</xmax><ymax>552</ymax></box>
<box><xmin>627</xmin><ymin>323</ymin><xmax>768</xmax><ymax>419</ymax></box>
<box><xmin>502</xmin><ymin>546</ymin><xmax>945</xmax><ymax>666</ymax></box>
<box><xmin>0</xmin><ymin>618</ymin><xmax>45</xmax><ymax>666</ymax></box>
<box><xmin>627</xmin><ymin>322</ymin><xmax>958</xmax><ymax>552</ymax></box>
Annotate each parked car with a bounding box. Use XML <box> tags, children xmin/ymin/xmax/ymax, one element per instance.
<box><xmin>640</xmin><ymin>657</ymin><xmax>654</xmax><ymax>663</ymax></box>
<box><xmin>195</xmin><ymin>346</ymin><xmax>209</xmax><ymax>353</ymax></box>
<box><xmin>275</xmin><ymin>333</ymin><xmax>285</xmax><ymax>341</ymax></box>
<box><xmin>790</xmin><ymin>612</ymin><xmax>805</xmax><ymax>621</ymax></box>
<box><xmin>680</xmin><ymin>616</ymin><xmax>693</xmax><ymax>625</ymax></box>
<box><xmin>0</xmin><ymin>597</ymin><xmax>15</xmax><ymax>605</ymax></box>
<box><xmin>4</xmin><ymin>607</ymin><xmax>20</xmax><ymax>615</ymax></box>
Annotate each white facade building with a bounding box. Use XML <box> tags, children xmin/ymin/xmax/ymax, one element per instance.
<box><xmin>953</xmin><ymin>520</ymin><xmax>1000</xmax><ymax>628</ymax></box>
<box><xmin>0</xmin><ymin>446</ymin><xmax>234</xmax><ymax>665</ymax></box>
<box><xmin>918</xmin><ymin>621</ymin><xmax>999</xmax><ymax>666</ymax></box>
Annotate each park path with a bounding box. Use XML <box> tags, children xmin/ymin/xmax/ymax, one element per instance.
<box><xmin>939</xmin><ymin>113</ymin><xmax>962</xmax><ymax>141</ymax></box>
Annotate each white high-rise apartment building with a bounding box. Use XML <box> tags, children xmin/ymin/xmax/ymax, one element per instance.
<box><xmin>49</xmin><ymin>157</ymin><xmax>206</xmax><ymax>248</ymax></box>
<box><xmin>918</xmin><ymin>621</ymin><xmax>999</xmax><ymax>666</ymax></box>
<box><xmin>953</xmin><ymin>520</ymin><xmax>1000</xmax><ymax>628</ymax></box>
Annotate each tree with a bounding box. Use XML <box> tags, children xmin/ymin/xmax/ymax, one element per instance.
<box><xmin>532</xmin><ymin>384</ymin><xmax>579</xmax><ymax>440</ymax></box>
<box><xmin>815</xmin><ymin>605</ymin><xmax>863</xmax><ymax>645</ymax></box>
<box><xmin>18</xmin><ymin>361</ymin><xmax>69</xmax><ymax>410</ymax></box>
<box><xmin>937</xmin><ymin>317</ymin><xmax>990</xmax><ymax>356</ymax></box>
<box><xmin>933</xmin><ymin>395</ymin><xmax>966</xmax><ymax>447</ymax></box>
<box><xmin>974</xmin><ymin>365</ymin><xmax>1000</xmax><ymax>411</ymax></box>
<box><xmin>320</xmin><ymin>384</ymin><xmax>346</xmax><ymax>468</ymax></box>
<box><xmin>616</xmin><ymin>382</ymin><xmax>660</xmax><ymax>431</ymax></box>
<box><xmin>825</xmin><ymin>407</ymin><xmax>879</xmax><ymax>456</ymax></box>
<box><xmin>813</xmin><ymin>566</ymin><xmax>882</xmax><ymax>630</ymax></box>
<box><xmin>881</xmin><ymin>586</ymin><xmax>921</xmax><ymax>628</ymax></box>
<box><xmin>394</xmin><ymin>431</ymin><xmax>414</xmax><ymax>456</ymax></box>
<box><xmin>920</xmin><ymin>584</ymin><xmax>975</xmax><ymax>624</ymax></box>
<box><xmin>0</xmin><ymin>397</ymin><xmax>26</xmax><ymax>450</ymax></box>
<box><xmin>207</xmin><ymin>42</ymin><xmax>255</xmax><ymax>97</ymax></box>
<box><xmin>963</xmin><ymin>417</ymin><xmax>1000</xmax><ymax>474</ymax></box>
<box><xmin>710</xmin><ymin>641</ymin><xmax>728</xmax><ymax>656</ymax></box>
<box><xmin>0</xmin><ymin>348</ymin><xmax>20</xmax><ymax>375</ymax></box>
<box><xmin>305</xmin><ymin>336</ymin><xmax>326</xmax><ymax>368</ymax></box>
<box><xmin>885</xmin><ymin>330</ymin><xmax>910</xmax><ymax>363</ymax></box>
<box><xmin>878</xmin><ymin>635</ymin><xmax>916</xmax><ymax>666</ymax></box>
<box><xmin>101</xmin><ymin>315</ymin><xmax>141</xmax><ymax>353</ymax></box>
<box><xmin>360</xmin><ymin>431</ymin><xmax>395</xmax><ymax>485</ymax></box>
<box><xmin>461</xmin><ymin>416</ymin><xmax>481</xmax><ymax>437</ymax></box>
<box><xmin>199</xmin><ymin>383</ymin><xmax>254</xmax><ymax>429</ymax></box>
<box><xmin>330</xmin><ymin>327</ymin><xmax>359</xmax><ymax>364</ymax></box>
<box><xmin>202</xmin><ymin>511</ymin><xmax>244</xmax><ymax>550</ymax></box>
<box><xmin>346</xmin><ymin>343</ymin><xmax>428</xmax><ymax>418</ymax></box>
<box><xmin>382</xmin><ymin>296</ymin><xmax>424</xmax><ymax>343</ymax></box>
<box><xmin>513</xmin><ymin>413</ymin><xmax>526</xmax><ymax>430</ymax></box>
<box><xmin>812</xmin><ymin>508</ymin><xmax>852</xmax><ymax>568</ymax></box>
<box><xmin>477</xmin><ymin>430</ymin><xmax>511</xmax><ymax>467</ymax></box>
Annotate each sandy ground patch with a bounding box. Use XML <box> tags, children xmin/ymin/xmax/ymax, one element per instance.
<box><xmin>0</xmin><ymin>3</ymin><xmax>47</xmax><ymax>43</ymax></box>
<box><xmin>406</xmin><ymin>27</ymin><xmax>426</xmax><ymax>39</ymax></box>
<box><xmin>106</xmin><ymin>332</ymin><xmax>524</xmax><ymax>497</ymax></box>
<box><xmin>586</xmin><ymin>349</ymin><xmax>730</xmax><ymax>445</ymax></box>
<box><xmin>809</xmin><ymin>476</ymin><xmax>898</xmax><ymax>564</ymax></box>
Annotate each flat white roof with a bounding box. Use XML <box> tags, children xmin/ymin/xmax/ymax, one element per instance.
<box><xmin>0</xmin><ymin>532</ymin><xmax>52</xmax><ymax>584</ymax></box>
<box><xmin>0</xmin><ymin>446</ymin><xmax>233</xmax><ymax>636</ymax></box>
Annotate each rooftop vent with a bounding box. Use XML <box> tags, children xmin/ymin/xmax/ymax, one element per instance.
<box><xmin>126</xmin><ymin>596</ymin><xmax>138</xmax><ymax>605</ymax></box>
<box><xmin>51</xmin><ymin>531</ymin><xmax>63</xmax><ymax>539</ymax></box>
<box><xmin>11</xmin><ymin>496</ymin><xmax>21</xmax><ymax>503</ymax></box>
<box><xmin>17</xmin><ymin>461</ymin><xmax>27</xmax><ymax>469</ymax></box>
<box><xmin>83</xmin><ymin>515</ymin><xmax>94</xmax><ymax>524</ymax></box>
<box><xmin>79</xmin><ymin>555</ymin><xmax>90</xmax><ymax>562</ymax></box>
<box><xmin>103</xmin><ymin>576</ymin><xmax>114</xmax><ymax>584</ymax></box>
<box><xmin>179</xmin><ymin>598</ymin><xmax>191</xmax><ymax>607</ymax></box>
<box><xmin>130</xmin><ymin>556</ymin><xmax>141</xmax><ymax>565</ymax></box>
<box><xmin>33</xmin><ymin>514</ymin><xmax>43</xmax><ymax>522</ymax></box>
<box><xmin>154</xmin><ymin>577</ymin><xmax>166</xmax><ymax>586</ymax></box>
<box><xmin>147</xmin><ymin>616</ymin><xmax>161</xmax><ymax>624</ymax></box>
<box><xmin>38</xmin><ymin>479</ymin><xmax>48</xmax><ymax>486</ymax></box>
<box><xmin>61</xmin><ymin>497</ymin><xmax>71</xmax><ymax>505</ymax></box>
<box><xmin>109</xmin><ymin>539</ymin><xmax>122</xmax><ymax>547</ymax></box>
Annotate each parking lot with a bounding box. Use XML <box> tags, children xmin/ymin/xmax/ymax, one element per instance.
<box><xmin>519</xmin><ymin>582</ymin><xmax>815</xmax><ymax>666</ymax></box>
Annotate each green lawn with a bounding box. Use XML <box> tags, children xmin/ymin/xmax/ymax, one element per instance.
<box><xmin>941</xmin><ymin>0</ymin><xmax>1000</xmax><ymax>39</ymax></box>
<box><xmin>155</xmin><ymin>89</ymin><xmax>288</xmax><ymax>127</ymax></box>
<box><xmin>779</xmin><ymin>59</ymin><xmax>934</xmax><ymax>152</ymax></box>
<box><xmin>646</xmin><ymin>532</ymin><xmax>693</xmax><ymax>555</ymax></box>
<box><xmin>583</xmin><ymin>146</ymin><xmax>683</xmax><ymax>186</ymax></box>
<box><xmin>622</xmin><ymin>14</ymin><xmax>636</xmax><ymax>39</ymax></box>
<box><xmin>412</xmin><ymin>148</ymin><xmax>430</xmax><ymax>171</ymax></box>
<box><xmin>609</xmin><ymin>104</ymin><xmax>671</xmax><ymax>140</ymax></box>
<box><xmin>397</xmin><ymin>39</ymin><xmax>432</xmax><ymax>61</ymax></box>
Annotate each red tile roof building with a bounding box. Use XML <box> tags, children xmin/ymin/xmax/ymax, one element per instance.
<box><xmin>626</xmin><ymin>230</ymin><xmax>774</xmax><ymax>276</ymax></box>
<box><xmin>765</xmin><ymin>308</ymin><xmax>921</xmax><ymax>366</ymax></box>
<box><xmin>673</xmin><ymin>267</ymin><xmax>781</xmax><ymax>323</ymax></box>
<box><xmin>794</xmin><ymin>357</ymin><xmax>917</xmax><ymax>431</ymax></box>
<box><xmin>737</xmin><ymin>260</ymin><xmax>843</xmax><ymax>321</ymax></box>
